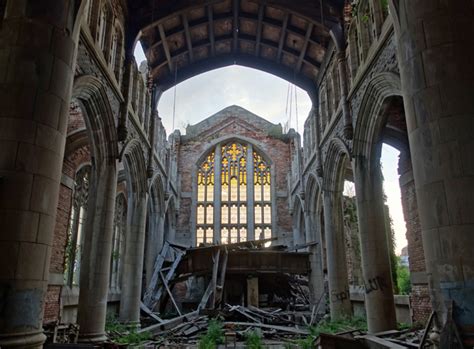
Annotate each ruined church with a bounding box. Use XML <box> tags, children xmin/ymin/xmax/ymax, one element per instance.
<box><xmin>0</xmin><ymin>0</ymin><xmax>473</xmax><ymax>348</ymax></box>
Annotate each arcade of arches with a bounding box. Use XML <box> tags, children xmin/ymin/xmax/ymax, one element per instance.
<box><xmin>0</xmin><ymin>0</ymin><xmax>473</xmax><ymax>347</ymax></box>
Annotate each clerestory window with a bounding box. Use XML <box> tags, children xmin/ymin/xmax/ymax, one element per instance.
<box><xmin>65</xmin><ymin>165</ymin><xmax>91</xmax><ymax>286</ymax></box>
<box><xmin>196</xmin><ymin>141</ymin><xmax>272</xmax><ymax>245</ymax></box>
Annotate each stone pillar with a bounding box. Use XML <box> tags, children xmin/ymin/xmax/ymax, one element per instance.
<box><xmin>77</xmin><ymin>162</ymin><xmax>118</xmax><ymax>342</ymax></box>
<box><xmin>246</xmin><ymin>144</ymin><xmax>255</xmax><ymax>240</ymax></box>
<box><xmin>145</xmin><ymin>214</ymin><xmax>163</xmax><ymax>287</ymax></box>
<box><xmin>247</xmin><ymin>277</ymin><xmax>259</xmax><ymax>307</ymax></box>
<box><xmin>0</xmin><ymin>2</ymin><xmax>77</xmax><ymax>348</ymax></box>
<box><xmin>120</xmin><ymin>193</ymin><xmax>148</xmax><ymax>325</ymax></box>
<box><xmin>213</xmin><ymin>145</ymin><xmax>222</xmax><ymax>243</ymax></box>
<box><xmin>353</xmin><ymin>156</ymin><xmax>396</xmax><ymax>332</ymax></box>
<box><xmin>306</xmin><ymin>211</ymin><xmax>326</xmax><ymax>313</ymax></box>
<box><xmin>396</xmin><ymin>1</ymin><xmax>474</xmax><ymax>341</ymax></box>
<box><xmin>322</xmin><ymin>190</ymin><xmax>352</xmax><ymax>320</ymax></box>
<box><xmin>336</xmin><ymin>51</ymin><xmax>353</xmax><ymax>139</ymax></box>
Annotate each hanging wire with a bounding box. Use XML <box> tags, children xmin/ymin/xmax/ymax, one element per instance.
<box><xmin>292</xmin><ymin>67</ymin><xmax>299</xmax><ymax>134</ymax></box>
<box><xmin>285</xmin><ymin>80</ymin><xmax>291</xmax><ymax>117</ymax></box>
<box><xmin>294</xmin><ymin>82</ymin><xmax>299</xmax><ymax>134</ymax></box>
<box><xmin>172</xmin><ymin>63</ymin><xmax>178</xmax><ymax>131</ymax></box>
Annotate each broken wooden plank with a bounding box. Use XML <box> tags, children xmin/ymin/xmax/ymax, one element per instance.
<box><xmin>140</xmin><ymin>302</ymin><xmax>164</xmax><ymax>323</ymax></box>
<box><xmin>198</xmin><ymin>281</ymin><xmax>213</xmax><ymax>310</ymax></box>
<box><xmin>227</xmin><ymin>305</ymin><xmax>262</xmax><ymax>323</ymax></box>
<box><xmin>138</xmin><ymin>311</ymin><xmax>199</xmax><ymax>334</ymax></box>
<box><xmin>159</xmin><ymin>271</ymin><xmax>182</xmax><ymax>316</ymax></box>
<box><xmin>214</xmin><ymin>247</ymin><xmax>228</xmax><ymax>306</ymax></box>
<box><xmin>223</xmin><ymin>322</ymin><xmax>309</xmax><ymax>335</ymax></box>
<box><xmin>418</xmin><ymin>311</ymin><xmax>434</xmax><ymax>349</ymax></box>
<box><xmin>144</xmin><ymin>241</ymin><xmax>170</xmax><ymax>307</ymax></box>
<box><xmin>151</xmin><ymin>249</ymin><xmax>185</xmax><ymax>308</ymax></box>
<box><xmin>209</xmin><ymin>249</ymin><xmax>221</xmax><ymax>309</ymax></box>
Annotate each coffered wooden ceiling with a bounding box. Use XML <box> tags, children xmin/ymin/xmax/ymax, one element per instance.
<box><xmin>128</xmin><ymin>0</ymin><xmax>345</xmax><ymax>98</ymax></box>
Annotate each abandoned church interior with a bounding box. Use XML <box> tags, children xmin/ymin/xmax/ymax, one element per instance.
<box><xmin>0</xmin><ymin>0</ymin><xmax>473</xmax><ymax>348</ymax></box>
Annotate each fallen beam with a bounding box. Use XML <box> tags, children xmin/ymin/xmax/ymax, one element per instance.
<box><xmin>223</xmin><ymin>321</ymin><xmax>309</xmax><ymax>335</ymax></box>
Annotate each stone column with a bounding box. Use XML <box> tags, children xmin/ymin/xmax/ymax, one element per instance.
<box><xmin>306</xmin><ymin>211</ymin><xmax>326</xmax><ymax>313</ymax></box>
<box><xmin>213</xmin><ymin>145</ymin><xmax>222</xmax><ymax>243</ymax></box>
<box><xmin>353</xmin><ymin>156</ymin><xmax>396</xmax><ymax>332</ymax></box>
<box><xmin>120</xmin><ymin>193</ymin><xmax>148</xmax><ymax>325</ymax></box>
<box><xmin>0</xmin><ymin>2</ymin><xmax>77</xmax><ymax>348</ymax></box>
<box><xmin>322</xmin><ymin>190</ymin><xmax>352</xmax><ymax>320</ymax></box>
<box><xmin>246</xmin><ymin>144</ymin><xmax>255</xmax><ymax>240</ymax></box>
<box><xmin>336</xmin><ymin>51</ymin><xmax>353</xmax><ymax>139</ymax></box>
<box><xmin>396</xmin><ymin>1</ymin><xmax>474</xmax><ymax>341</ymax></box>
<box><xmin>77</xmin><ymin>162</ymin><xmax>118</xmax><ymax>342</ymax></box>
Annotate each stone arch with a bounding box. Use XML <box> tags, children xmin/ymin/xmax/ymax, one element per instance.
<box><xmin>292</xmin><ymin>195</ymin><xmax>306</xmax><ymax>246</ymax></box>
<box><xmin>305</xmin><ymin>173</ymin><xmax>322</xmax><ymax>240</ymax></box>
<box><xmin>196</xmin><ymin>134</ymin><xmax>273</xmax><ymax>166</ymax></box>
<box><xmin>73</xmin><ymin>0</ymin><xmax>90</xmax><ymax>42</ymax></box>
<box><xmin>191</xmin><ymin>135</ymin><xmax>277</xmax><ymax>243</ymax></box>
<box><xmin>144</xmin><ymin>173</ymin><xmax>166</xmax><ymax>285</ymax></box>
<box><xmin>122</xmin><ymin>139</ymin><xmax>147</xmax><ymax>196</ymax></box>
<box><xmin>72</xmin><ymin>75</ymin><xmax>118</xmax><ymax>167</ymax></box>
<box><xmin>164</xmin><ymin>195</ymin><xmax>177</xmax><ymax>243</ymax></box>
<box><xmin>352</xmin><ymin>71</ymin><xmax>402</xmax><ymax>163</ymax></box>
<box><xmin>323</xmin><ymin>136</ymin><xmax>352</xmax><ymax>192</ymax></box>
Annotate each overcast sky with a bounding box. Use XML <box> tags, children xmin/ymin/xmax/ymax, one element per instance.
<box><xmin>135</xmin><ymin>46</ymin><xmax>407</xmax><ymax>254</ymax></box>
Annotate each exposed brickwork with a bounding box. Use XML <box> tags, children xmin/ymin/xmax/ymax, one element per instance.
<box><xmin>67</xmin><ymin>101</ymin><xmax>86</xmax><ymax>134</ymax></box>
<box><xmin>410</xmin><ymin>284</ymin><xmax>431</xmax><ymax>325</ymax></box>
<box><xmin>176</xmin><ymin>106</ymin><xmax>293</xmax><ymax>240</ymax></box>
<box><xmin>398</xmin><ymin>152</ymin><xmax>431</xmax><ymax>324</ymax></box>
<box><xmin>44</xmin><ymin>286</ymin><xmax>62</xmax><ymax>324</ymax></box>
<box><xmin>62</xmin><ymin>145</ymin><xmax>92</xmax><ymax>178</ymax></box>
<box><xmin>44</xmin><ymin>143</ymin><xmax>92</xmax><ymax>323</ymax></box>
<box><xmin>50</xmin><ymin>184</ymin><xmax>72</xmax><ymax>274</ymax></box>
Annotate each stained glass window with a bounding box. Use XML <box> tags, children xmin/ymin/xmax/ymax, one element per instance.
<box><xmin>196</xmin><ymin>151</ymin><xmax>215</xmax><ymax>245</ymax></box>
<box><xmin>196</xmin><ymin>142</ymin><xmax>272</xmax><ymax>245</ymax></box>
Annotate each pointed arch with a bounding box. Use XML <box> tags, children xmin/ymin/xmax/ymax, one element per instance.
<box><xmin>352</xmin><ymin>72</ymin><xmax>402</xmax><ymax>162</ymax></box>
<box><xmin>323</xmin><ymin>136</ymin><xmax>352</xmax><ymax>192</ymax></box>
<box><xmin>72</xmin><ymin>75</ymin><xmax>118</xmax><ymax>166</ymax></box>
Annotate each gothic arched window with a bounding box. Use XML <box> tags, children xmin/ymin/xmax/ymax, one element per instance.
<box><xmin>65</xmin><ymin>165</ymin><xmax>91</xmax><ymax>286</ymax></box>
<box><xmin>110</xmin><ymin>194</ymin><xmax>126</xmax><ymax>290</ymax></box>
<box><xmin>196</xmin><ymin>141</ymin><xmax>272</xmax><ymax>245</ymax></box>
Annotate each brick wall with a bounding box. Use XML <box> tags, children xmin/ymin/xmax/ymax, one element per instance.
<box><xmin>398</xmin><ymin>152</ymin><xmax>431</xmax><ymax>324</ymax></box>
<box><xmin>43</xmin><ymin>144</ymin><xmax>92</xmax><ymax>324</ymax></box>
<box><xmin>44</xmin><ymin>286</ymin><xmax>62</xmax><ymax>324</ymax></box>
<box><xmin>176</xmin><ymin>106</ymin><xmax>293</xmax><ymax>242</ymax></box>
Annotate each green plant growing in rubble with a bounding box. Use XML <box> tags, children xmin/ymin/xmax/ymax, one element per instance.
<box><xmin>245</xmin><ymin>329</ymin><xmax>264</xmax><ymax>349</ymax></box>
<box><xmin>198</xmin><ymin>319</ymin><xmax>224</xmax><ymax>349</ymax></box>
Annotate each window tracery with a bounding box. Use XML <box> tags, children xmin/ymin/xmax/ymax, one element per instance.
<box><xmin>65</xmin><ymin>165</ymin><xmax>91</xmax><ymax>286</ymax></box>
<box><xmin>196</xmin><ymin>141</ymin><xmax>272</xmax><ymax>245</ymax></box>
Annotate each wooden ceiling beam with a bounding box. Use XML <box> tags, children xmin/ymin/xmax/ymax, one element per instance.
<box><xmin>158</xmin><ymin>23</ymin><xmax>173</xmax><ymax>72</ymax></box>
<box><xmin>277</xmin><ymin>13</ymin><xmax>289</xmax><ymax>63</ymax></box>
<box><xmin>233</xmin><ymin>0</ymin><xmax>239</xmax><ymax>53</ymax></box>
<box><xmin>182</xmin><ymin>13</ymin><xmax>194</xmax><ymax>63</ymax></box>
<box><xmin>296</xmin><ymin>22</ymin><xmax>313</xmax><ymax>72</ymax></box>
<box><xmin>207</xmin><ymin>5</ymin><xmax>216</xmax><ymax>56</ymax></box>
<box><xmin>255</xmin><ymin>4</ymin><xmax>264</xmax><ymax>56</ymax></box>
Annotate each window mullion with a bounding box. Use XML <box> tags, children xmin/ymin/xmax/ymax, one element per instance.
<box><xmin>247</xmin><ymin>144</ymin><xmax>255</xmax><ymax>240</ymax></box>
<box><xmin>213</xmin><ymin>145</ymin><xmax>222</xmax><ymax>244</ymax></box>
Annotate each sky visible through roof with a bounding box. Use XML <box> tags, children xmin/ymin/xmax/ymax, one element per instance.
<box><xmin>135</xmin><ymin>45</ymin><xmax>407</xmax><ymax>255</ymax></box>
